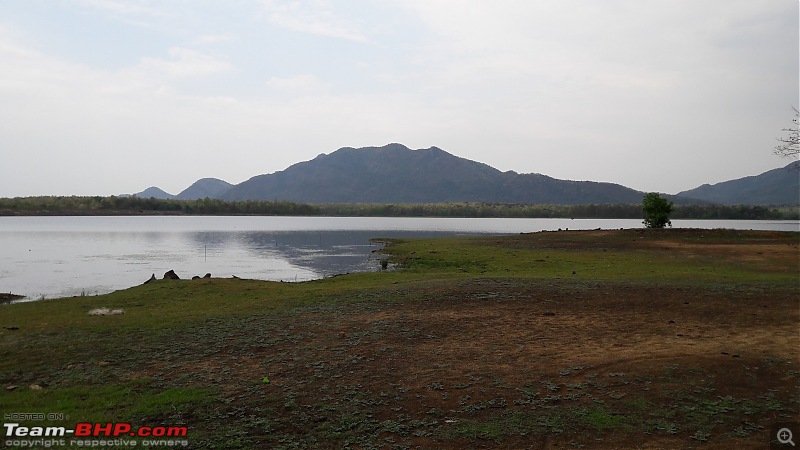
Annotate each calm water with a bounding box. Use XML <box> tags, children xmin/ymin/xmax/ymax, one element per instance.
<box><xmin>0</xmin><ymin>216</ymin><xmax>797</xmax><ymax>300</ymax></box>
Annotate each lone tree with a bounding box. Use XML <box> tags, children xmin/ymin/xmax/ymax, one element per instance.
<box><xmin>774</xmin><ymin>107</ymin><xmax>799</xmax><ymax>167</ymax></box>
<box><xmin>642</xmin><ymin>193</ymin><xmax>673</xmax><ymax>228</ymax></box>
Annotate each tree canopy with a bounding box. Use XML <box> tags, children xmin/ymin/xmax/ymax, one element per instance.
<box><xmin>642</xmin><ymin>193</ymin><xmax>673</xmax><ymax>228</ymax></box>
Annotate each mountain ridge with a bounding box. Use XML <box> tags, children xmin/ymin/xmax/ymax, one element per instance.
<box><xmin>218</xmin><ymin>143</ymin><xmax>646</xmax><ymax>204</ymax></box>
<box><xmin>127</xmin><ymin>144</ymin><xmax>798</xmax><ymax>205</ymax></box>
<box><xmin>176</xmin><ymin>178</ymin><xmax>233</xmax><ymax>200</ymax></box>
<box><xmin>675</xmin><ymin>162</ymin><xmax>798</xmax><ymax>205</ymax></box>
<box><xmin>133</xmin><ymin>186</ymin><xmax>174</xmax><ymax>200</ymax></box>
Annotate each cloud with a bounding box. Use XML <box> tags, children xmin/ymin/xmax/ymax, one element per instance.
<box><xmin>194</xmin><ymin>34</ymin><xmax>239</xmax><ymax>45</ymax></box>
<box><xmin>138</xmin><ymin>47</ymin><xmax>235</xmax><ymax>79</ymax></box>
<box><xmin>266</xmin><ymin>74</ymin><xmax>330</xmax><ymax>93</ymax></box>
<box><xmin>390</xmin><ymin>1</ymin><xmax>796</xmax><ymax>164</ymax></box>
<box><xmin>260</xmin><ymin>0</ymin><xmax>370</xmax><ymax>42</ymax></box>
<box><xmin>0</xmin><ymin>26</ymin><xmax>99</xmax><ymax>93</ymax></box>
<box><xmin>392</xmin><ymin>0</ymin><xmax>794</xmax><ymax>87</ymax></box>
<box><xmin>73</xmin><ymin>0</ymin><xmax>166</xmax><ymax>17</ymax></box>
<box><xmin>0</xmin><ymin>1</ymin><xmax>795</xmax><ymax>196</ymax></box>
<box><xmin>0</xmin><ymin>27</ymin><xmax>39</xmax><ymax>62</ymax></box>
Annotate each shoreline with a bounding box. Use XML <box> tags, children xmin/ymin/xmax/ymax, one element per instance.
<box><xmin>0</xmin><ymin>293</ymin><xmax>25</xmax><ymax>303</ymax></box>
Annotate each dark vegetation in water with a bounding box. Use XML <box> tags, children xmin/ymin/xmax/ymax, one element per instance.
<box><xmin>0</xmin><ymin>196</ymin><xmax>797</xmax><ymax>219</ymax></box>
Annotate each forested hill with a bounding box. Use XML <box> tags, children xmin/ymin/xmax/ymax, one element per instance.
<box><xmin>130</xmin><ymin>178</ymin><xmax>233</xmax><ymax>200</ymax></box>
<box><xmin>219</xmin><ymin>144</ymin><xmax>645</xmax><ymax>204</ymax></box>
<box><xmin>125</xmin><ymin>144</ymin><xmax>796</xmax><ymax>206</ymax></box>
<box><xmin>676</xmin><ymin>162</ymin><xmax>799</xmax><ymax>205</ymax></box>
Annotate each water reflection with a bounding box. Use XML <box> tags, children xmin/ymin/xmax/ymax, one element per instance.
<box><xmin>191</xmin><ymin>230</ymin><xmax>425</xmax><ymax>278</ymax></box>
<box><xmin>1</xmin><ymin>216</ymin><xmax>796</xmax><ymax>301</ymax></box>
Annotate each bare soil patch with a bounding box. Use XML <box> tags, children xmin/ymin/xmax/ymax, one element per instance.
<box><xmin>139</xmin><ymin>282</ymin><xmax>798</xmax><ymax>448</ymax></box>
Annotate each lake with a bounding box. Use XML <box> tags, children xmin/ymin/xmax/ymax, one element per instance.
<box><xmin>1</xmin><ymin>216</ymin><xmax>797</xmax><ymax>301</ymax></box>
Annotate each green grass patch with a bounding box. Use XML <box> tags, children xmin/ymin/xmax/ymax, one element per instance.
<box><xmin>383</xmin><ymin>230</ymin><xmax>798</xmax><ymax>285</ymax></box>
<box><xmin>2</xmin><ymin>383</ymin><xmax>216</xmax><ymax>425</ymax></box>
<box><xmin>581</xmin><ymin>407</ymin><xmax>625</xmax><ymax>431</ymax></box>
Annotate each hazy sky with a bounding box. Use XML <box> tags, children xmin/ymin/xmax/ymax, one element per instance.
<box><xmin>1</xmin><ymin>0</ymin><xmax>797</xmax><ymax>197</ymax></box>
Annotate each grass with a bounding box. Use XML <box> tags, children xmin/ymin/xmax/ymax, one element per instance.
<box><xmin>0</xmin><ymin>228</ymin><xmax>798</xmax><ymax>449</ymax></box>
<box><xmin>385</xmin><ymin>229</ymin><xmax>798</xmax><ymax>284</ymax></box>
<box><xmin>3</xmin><ymin>383</ymin><xmax>215</xmax><ymax>425</ymax></box>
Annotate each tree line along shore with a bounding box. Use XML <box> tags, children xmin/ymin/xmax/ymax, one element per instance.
<box><xmin>0</xmin><ymin>196</ymin><xmax>797</xmax><ymax>220</ymax></box>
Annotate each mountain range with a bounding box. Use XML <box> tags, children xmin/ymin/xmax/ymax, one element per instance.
<box><xmin>129</xmin><ymin>144</ymin><xmax>799</xmax><ymax>205</ymax></box>
<box><xmin>132</xmin><ymin>178</ymin><xmax>233</xmax><ymax>201</ymax></box>
<box><xmin>676</xmin><ymin>163</ymin><xmax>799</xmax><ymax>205</ymax></box>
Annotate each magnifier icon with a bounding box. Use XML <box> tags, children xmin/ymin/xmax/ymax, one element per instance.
<box><xmin>778</xmin><ymin>427</ymin><xmax>795</xmax><ymax>447</ymax></box>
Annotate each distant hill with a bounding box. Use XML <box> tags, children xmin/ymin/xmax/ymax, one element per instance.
<box><xmin>133</xmin><ymin>186</ymin><xmax>174</xmax><ymax>199</ymax></box>
<box><xmin>676</xmin><ymin>163</ymin><xmax>799</xmax><ymax>205</ymax></box>
<box><xmin>126</xmin><ymin>144</ymin><xmax>796</xmax><ymax>206</ymax></box>
<box><xmin>176</xmin><ymin>178</ymin><xmax>233</xmax><ymax>200</ymax></box>
<box><xmin>220</xmin><ymin>143</ymin><xmax>646</xmax><ymax>204</ymax></box>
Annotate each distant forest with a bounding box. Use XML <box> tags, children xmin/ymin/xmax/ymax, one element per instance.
<box><xmin>0</xmin><ymin>196</ymin><xmax>797</xmax><ymax>220</ymax></box>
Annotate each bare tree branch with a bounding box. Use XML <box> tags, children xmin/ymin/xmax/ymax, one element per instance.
<box><xmin>774</xmin><ymin>107</ymin><xmax>799</xmax><ymax>169</ymax></box>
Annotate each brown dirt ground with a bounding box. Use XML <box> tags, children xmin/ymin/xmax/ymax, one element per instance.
<box><xmin>147</xmin><ymin>280</ymin><xmax>800</xmax><ymax>448</ymax></box>
<box><xmin>135</xmin><ymin>230</ymin><xmax>799</xmax><ymax>449</ymax></box>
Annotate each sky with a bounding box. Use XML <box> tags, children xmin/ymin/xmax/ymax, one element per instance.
<box><xmin>0</xmin><ymin>0</ymin><xmax>797</xmax><ymax>197</ymax></box>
